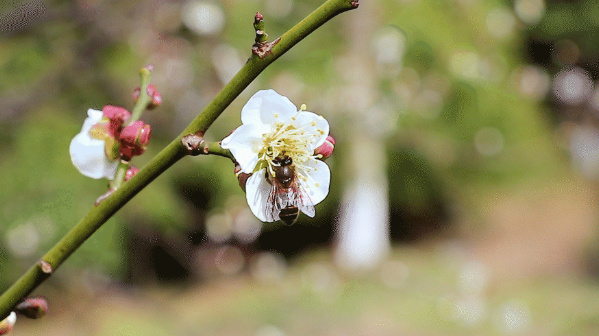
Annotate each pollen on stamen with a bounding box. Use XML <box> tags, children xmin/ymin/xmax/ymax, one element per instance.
<box><xmin>311</xmin><ymin>121</ymin><xmax>317</xmax><ymax>127</ymax></box>
<box><xmin>300</xmin><ymin>104</ymin><xmax>307</xmax><ymax>111</ymax></box>
<box><xmin>315</xmin><ymin>182</ymin><xmax>320</xmax><ymax>187</ymax></box>
<box><xmin>274</xmin><ymin>113</ymin><xmax>279</xmax><ymax>118</ymax></box>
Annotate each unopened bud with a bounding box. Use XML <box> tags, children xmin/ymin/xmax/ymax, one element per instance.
<box><xmin>146</xmin><ymin>85</ymin><xmax>162</xmax><ymax>108</ymax></box>
<box><xmin>143</xmin><ymin>64</ymin><xmax>154</xmax><ymax>73</ymax></box>
<box><xmin>133</xmin><ymin>85</ymin><xmax>162</xmax><ymax>109</ymax></box>
<box><xmin>0</xmin><ymin>312</ymin><xmax>16</xmax><ymax>335</ymax></box>
<box><xmin>125</xmin><ymin>165</ymin><xmax>139</xmax><ymax>181</ymax></box>
<box><xmin>120</xmin><ymin>121</ymin><xmax>151</xmax><ymax>148</ymax></box>
<box><xmin>234</xmin><ymin>163</ymin><xmax>251</xmax><ymax>192</ymax></box>
<box><xmin>102</xmin><ymin>105</ymin><xmax>131</xmax><ymax>139</ymax></box>
<box><xmin>314</xmin><ymin>134</ymin><xmax>335</xmax><ymax>160</ymax></box>
<box><xmin>15</xmin><ymin>296</ymin><xmax>48</xmax><ymax>319</ymax></box>
<box><xmin>102</xmin><ymin>105</ymin><xmax>131</xmax><ymax>125</ymax></box>
<box><xmin>119</xmin><ymin>121</ymin><xmax>152</xmax><ymax>160</ymax></box>
<box><xmin>253</xmin><ymin>12</ymin><xmax>268</xmax><ymax>43</ymax></box>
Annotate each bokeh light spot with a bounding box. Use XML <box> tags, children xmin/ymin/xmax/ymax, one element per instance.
<box><xmin>181</xmin><ymin>1</ymin><xmax>225</xmax><ymax>36</ymax></box>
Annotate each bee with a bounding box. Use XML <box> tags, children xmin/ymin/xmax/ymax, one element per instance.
<box><xmin>265</xmin><ymin>155</ymin><xmax>315</xmax><ymax>225</ymax></box>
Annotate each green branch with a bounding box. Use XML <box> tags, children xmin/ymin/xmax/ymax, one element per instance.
<box><xmin>0</xmin><ymin>0</ymin><xmax>358</xmax><ymax>321</ymax></box>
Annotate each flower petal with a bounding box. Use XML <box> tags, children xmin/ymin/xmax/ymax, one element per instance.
<box><xmin>241</xmin><ymin>89</ymin><xmax>297</xmax><ymax>126</ymax></box>
<box><xmin>291</xmin><ymin>111</ymin><xmax>330</xmax><ymax>151</ymax></box>
<box><xmin>84</xmin><ymin>108</ymin><xmax>104</xmax><ymax>129</ymax></box>
<box><xmin>69</xmin><ymin>109</ymin><xmax>118</xmax><ymax>179</ymax></box>
<box><xmin>70</xmin><ymin>132</ymin><xmax>119</xmax><ymax>179</ymax></box>
<box><xmin>245</xmin><ymin>169</ymin><xmax>275</xmax><ymax>222</ymax></box>
<box><xmin>298</xmin><ymin>159</ymin><xmax>330</xmax><ymax>205</ymax></box>
<box><xmin>221</xmin><ymin>123</ymin><xmax>269</xmax><ymax>173</ymax></box>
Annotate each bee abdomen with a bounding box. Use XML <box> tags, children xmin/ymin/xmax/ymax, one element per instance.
<box><xmin>279</xmin><ymin>206</ymin><xmax>299</xmax><ymax>225</ymax></box>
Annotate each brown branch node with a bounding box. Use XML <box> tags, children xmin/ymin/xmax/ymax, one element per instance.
<box><xmin>181</xmin><ymin>132</ymin><xmax>206</xmax><ymax>156</ymax></box>
<box><xmin>252</xmin><ymin>37</ymin><xmax>281</xmax><ymax>59</ymax></box>
<box><xmin>350</xmin><ymin>0</ymin><xmax>359</xmax><ymax>8</ymax></box>
<box><xmin>39</xmin><ymin>260</ymin><xmax>52</xmax><ymax>274</ymax></box>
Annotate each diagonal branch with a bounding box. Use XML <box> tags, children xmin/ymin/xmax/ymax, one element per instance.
<box><xmin>0</xmin><ymin>0</ymin><xmax>359</xmax><ymax>320</ymax></box>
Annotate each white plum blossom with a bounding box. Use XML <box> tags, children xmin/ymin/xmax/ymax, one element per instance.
<box><xmin>0</xmin><ymin>312</ymin><xmax>16</xmax><ymax>335</ymax></box>
<box><xmin>69</xmin><ymin>109</ymin><xmax>119</xmax><ymax>179</ymax></box>
<box><xmin>222</xmin><ymin>89</ymin><xmax>331</xmax><ymax>222</ymax></box>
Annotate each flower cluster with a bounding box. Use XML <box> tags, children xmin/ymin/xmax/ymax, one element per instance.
<box><xmin>222</xmin><ymin>90</ymin><xmax>332</xmax><ymax>223</ymax></box>
<box><xmin>70</xmin><ymin>106</ymin><xmax>151</xmax><ymax>180</ymax></box>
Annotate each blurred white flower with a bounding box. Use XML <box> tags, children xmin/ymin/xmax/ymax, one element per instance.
<box><xmin>0</xmin><ymin>312</ymin><xmax>16</xmax><ymax>335</ymax></box>
<box><xmin>69</xmin><ymin>109</ymin><xmax>119</xmax><ymax>179</ymax></box>
<box><xmin>221</xmin><ymin>90</ymin><xmax>330</xmax><ymax>223</ymax></box>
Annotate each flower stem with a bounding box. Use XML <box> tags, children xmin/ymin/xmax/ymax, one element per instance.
<box><xmin>204</xmin><ymin>142</ymin><xmax>234</xmax><ymax>160</ymax></box>
<box><xmin>0</xmin><ymin>0</ymin><xmax>359</xmax><ymax>320</ymax></box>
<box><xmin>110</xmin><ymin>161</ymin><xmax>130</xmax><ymax>190</ymax></box>
<box><xmin>128</xmin><ymin>66</ymin><xmax>153</xmax><ymax>124</ymax></box>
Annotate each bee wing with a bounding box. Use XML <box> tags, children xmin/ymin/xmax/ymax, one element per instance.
<box><xmin>299</xmin><ymin>202</ymin><xmax>316</xmax><ymax>218</ymax></box>
<box><xmin>292</xmin><ymin>180</ymin><xmax>316</xmax><ymax>218</ymax></box>
<box><xmin>265</xmin><ymin>183</ymin><xmax>282</xmax><ymax>222</ymax></box>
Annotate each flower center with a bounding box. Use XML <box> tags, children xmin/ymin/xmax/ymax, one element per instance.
<box><xmin>258</xmin><ymin>112</ymin><xmax>317</xmax><ymax>179</ymax></box>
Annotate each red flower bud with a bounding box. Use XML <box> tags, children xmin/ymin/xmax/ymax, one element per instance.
<box><xmin>119</xmin><ymin>121</ymin><xmax>152</xmax><ymax>161</ymax></box>
<box><xmin>133</xmin><ymin>85</ymin><xmax>162</xmax><ymax>109</ymax></box>
<box><xmin>125</xmin><ymin>165</ymin><xmax>140</xmax><ymax>181</ymax></box>
<box><xmin>314</xmin><ymin>134</ymin><xmax>335</xmax><ymax>160</ymax></box>
<box><xmin>102</xmin><ymin>105</ymin><xmax>131</xmax><ymax>138</ymax></box>
<box><xmin>102</xmin><ymin>105</ymin><xmax>131</xmax><ymax>123</ymax></box>
<box><xmin>15</xmin><ymin>296</ymin><xmax>48</xmax><ymax>319</ymax></box>
<box><xmin>121</xmin><ymin>121</ymin><xmax>151</xmax><ymax>147</ymax></box>
<box><xmin>133</xmin><ymin>87</ymin><xmax>141</xmax><ymax>101</ymax></box>
<box><xmin>146</xmin><ymin>84</ymin><xmax>162</xmax><ymax>108</ymax></box>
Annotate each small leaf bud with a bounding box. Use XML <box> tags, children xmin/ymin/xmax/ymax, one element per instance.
<box><xmin>125</xmin><ymin>165</ymin><xmax>140</xmax><ymax>181</ymax></box>
<box><xmin>15</xmin><ymin>296</ymin><xmax>48</xmax><ymax>319</ymax></box>
<box><xmin>314</xmin><ymin>134</ymin><xmax>335</xmax><ymax>160</ymax></box>
<box><xmin>0</xmin><ymin>312</ymin><xmax>16</xmax><ymax>335</ymax></box>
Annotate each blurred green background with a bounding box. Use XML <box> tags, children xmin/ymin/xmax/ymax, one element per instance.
<box><xmin>2</xmin><ymin>0</ymin><xmax>599</xmax><ymax>334</ymax></box>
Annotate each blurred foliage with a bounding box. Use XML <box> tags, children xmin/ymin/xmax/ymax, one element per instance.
<box><xmin>11</xmin><ymin>246</ymin><xmax>599</xmax><ymax>335</ymax></box>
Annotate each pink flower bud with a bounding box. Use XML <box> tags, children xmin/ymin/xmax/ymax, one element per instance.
<box><xmin>102</xmin><ymin>105</ymin><xmax>131</xmax><ymax>138</ymax></box>
<box><xmin>314</xmin><ymin>135</ymin><xmax>335</xmax><ymax>160</ymax></box>
<box><xmin>134</xmin><ymin>85</ymin><xmax>162</xmax><ymax>109</ymax></box>
<box><xmin>15</xmin><ymin>296</ymin><xmax>48</xmax><ymax>319</ymax></box>
<box><xmin>133</xmin><ymin>87</ymin><xmax>141</xmax><ymax>101</ymax></box>
<box><xmin>125</xmin><ymin>165</ymin><xmax>140</xmax><ymax>181</ymax></box>
<box><xmin>0</xmin><ymin>312</ymin><xmax>16</xmax><ymax>335</ymax></box>
<box><xmin>146</xmin><ymin>84</ymin><xmax>162</xmax><ymax>108</ymax></box>
<box><xmin>119</xmin><ymin>121</ymin><xmax>152</xmax><ymax>160</ymax></box>
<box><xmin>102</xmin><ymin>105</ymin><xmax>131</xmax><ymax>124</ymax></box>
